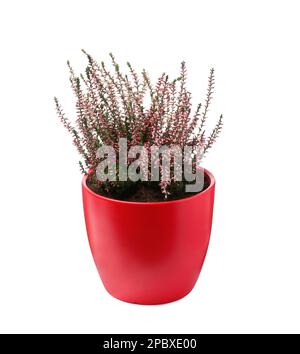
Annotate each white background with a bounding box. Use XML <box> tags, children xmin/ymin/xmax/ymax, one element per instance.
<box><xmin>0</xmin><ymin>0</ymin><xmax>299</xmax><ymax>334</ymax></box>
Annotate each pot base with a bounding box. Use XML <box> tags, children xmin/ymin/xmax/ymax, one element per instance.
<box><xmin>106</xmin><ymin>287</ymin><xmax>194</xmax><ymax>305</ymax></box>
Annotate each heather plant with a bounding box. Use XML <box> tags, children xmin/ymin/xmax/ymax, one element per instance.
<box><xmin>54</xmin><ymin>51</ymin><xmax>223</xmax><ymax>201</ymax></box>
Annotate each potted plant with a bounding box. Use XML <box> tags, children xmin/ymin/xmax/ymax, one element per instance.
<box><xmin>54</xmin><ymin>51</ymin><xmax>223</xmax><ymax>304</ymax></box>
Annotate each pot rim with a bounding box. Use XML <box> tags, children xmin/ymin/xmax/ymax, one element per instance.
<box><xmin>82</xmin><ymin>167</ymin><xmax>215</xmax><ymax>206</ymax></box>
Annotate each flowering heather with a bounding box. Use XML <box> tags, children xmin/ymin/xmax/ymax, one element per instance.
<box><xmin>54</xmin><ymin>51</ymin><xmax>223</xmax><ymax>200</ymax></box>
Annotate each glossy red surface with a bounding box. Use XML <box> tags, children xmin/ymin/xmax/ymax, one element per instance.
<box><xmin>82</xmin><ymin>169</ymin><xmax>215</xmax><ymax>304</ymax></box>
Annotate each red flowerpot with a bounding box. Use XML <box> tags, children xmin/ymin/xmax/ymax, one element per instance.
<box><xmin>82</xmin><ymin>169</ymin><xmax>215</xmax><ymax>305</ymax></box>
